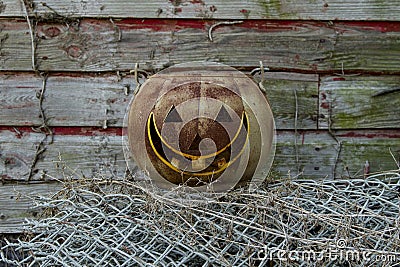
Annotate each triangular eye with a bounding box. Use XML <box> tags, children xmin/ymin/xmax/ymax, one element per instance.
<box><xmin>165</xmin><ymin>105</ymin><xmax>183</xmax><ymax>122</ymax></box>
<box><xmin>216</xmin><ymin>105</ymin><xmax>233</xmax><ymax>122</ymax></box>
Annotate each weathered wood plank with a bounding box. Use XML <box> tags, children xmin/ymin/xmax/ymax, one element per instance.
<box><xmin>0</xmin><ymin>128</ymin><xmax>129</xmax><ymax>182</ymax></box>
<box><xmin>0</xmin><ymin>182</ymin><xmax>62</xmax><ymax>233</ymax></box>
<box><xmin>0</xmin><ymin>73</ymin><xmax>41</xmax><ymax>126</ymax></box>
<box><xmin>336</xmin><ymin>130</ymin><xmax>400</xmax><ymax>178</ymax></box>
<box><xmin>0</xmin><ymin>72</ymin><xmax>318</xmax><ymax>129</ymax></box>
<box><xmin>278</xmin><ymin>130</ymin><xmax>400</xmax><ymax>179</ymax></box>
<box><xmin>319</xmin><ymin>76</ymin><xmax>400</xmax><ymax>129</ymax></box>
<box><xmin>273</xmin><ymin>131</ymin><xmax>337</xmax><ymax>178</ymax></box>
<box><xmin>0</xmin><ymin>19</ymin><xmax>32</xmax><ymax>71</ymax></box>
<box><xmin>1</xmin><ymin>19</ymin><xmax>400</xmax><ymax>72</ymax></box>
<box><xmin>2</xmin><ymin>0</ymin><xmax>400</xmax><ymax>21</ymax></box>
<box><xmin>0</xmin><ymin>73</ymin><xmax>135</xmax><ymax>127</ymax></box>
<box><xmin>0</xmin><ymin>0</ymin><xmax>22</xmax><ymax>18</ymax></box>
<box><xmin>275</xmin><ymin>130</ymin><xmax>399</xmax><ymax>179</ymax></box>
<box><xmin>260</xmin><ymin>72</ymin><xmax>319</xmax><ymax>129</ymax></box>
<box><xmin>2</xmin><ymin>129</ymin><xmax>399</xmax><ymax>182</ymax></box>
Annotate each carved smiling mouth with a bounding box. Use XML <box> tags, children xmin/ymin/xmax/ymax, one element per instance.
<box><xmin>127</xmin><ymin>62</ymin><xmax>276</xmax><ymax>193</ymax></box>
<box><xmin>145</xmin><ymin>111</ymin><xmax>250</xmax><ymax>186</ymax></box>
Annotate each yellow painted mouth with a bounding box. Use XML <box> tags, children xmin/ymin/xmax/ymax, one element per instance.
<box><xmin>152</xmin><ymin>111</ymin><xmax>246</xmax><ymax>160</ymax></box>
<box><xmin>146</xmin><ymin>112</ymin><xmax>250</xmax><ymax>177</ymax></box>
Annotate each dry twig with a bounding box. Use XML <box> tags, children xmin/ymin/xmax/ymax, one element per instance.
<box><xmin>208</xmin><ymin>21</ymin><xmax>243</xmax><ymax>42</ymax></box>
<box><xmin>28</xmin><ymin>74</ymin><xmax>53</xmax><ymax>181</ymax></box>
<box><xmin>328</xmin><ymin>102</ymin><xmax>342</xmax><ymax>179</ymax></box>
<box><xmin>20</xmin><ymin>0</ymin><xmax>36</xmax><ymax>71</ymax></box>
<box><xmin>2</xmin><ymin>171</ymin><xmax>400</xmax><ymax>266</ymax></box>
<box><xmin>293</xmin><ymin>88</ymin><xmax>300</xmax><ymax>175</ymax></box>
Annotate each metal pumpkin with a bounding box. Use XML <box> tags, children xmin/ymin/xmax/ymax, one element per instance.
<box><xmin>127</xmin><ymin>62</ymin><xmax>275</xmax><ymax>193</ymax></box>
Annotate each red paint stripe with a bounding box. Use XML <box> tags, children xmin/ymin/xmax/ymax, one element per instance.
<box><xmin>332</xmin><ymin>77</ymin><xmax>346</xmax><ymax>81</ymax></box>
<box><xmin>274</xmin><ymin>130</ymin><xmax>400</xmax><ymax>139</ymax></box>
<box><xmin>0</xmin><ymin>126</ymin><xmax>123</xmax><ymax>137</ymax></box>
<box><xmin>53</xmin><ymin>127</ymin><xmax>123</xmax><ymax>136</ymax></box>
<box><xmin>50</xmin><ymin>72</ymin><xmax>112</xmax><ymax>78</ymax></box>
<box><xmin>113</xmin><ymin>18</ymin><xmax>400</xmax><ymax>33</ymax></box>
<box><xmin>1</xmin><ymin>127</ymin><xmax>399</xmax><ymax>139</ymax></box>
<box><xmin>337</xmin><ymin>131</ymin><xmax>400</xmax><ymax>139</ymax></box>
<box><xmin>115</xmin><ymin>19</ymin><xmax>321</xmax><ymax>32</ymax></box>
<box><xmin>337</xmin><ymin>21</ymin><xmax>400</xmax><ymax>33</ymax></box>
<box><xmin>115</xmin><ymin>18</ymin><xmax>207</xmax><ymax>31</ymax></box>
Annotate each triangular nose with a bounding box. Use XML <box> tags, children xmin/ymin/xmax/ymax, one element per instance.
<box><xmin>165</xmin><ymin>105</ymin><xmax>183</xmax><ymax>122</ymax></box>
<box><xmin>188</xmin><ymin>133</ymin><xmax>202</xmax><ymax>151</ymax></box>
<box><xmin>216</xmin><ymin>105</ymin><xmax>233</xmax><ymax>122</ymax></box>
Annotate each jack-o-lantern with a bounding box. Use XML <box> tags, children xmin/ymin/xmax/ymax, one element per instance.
<box><xmin>127</xmin><ymin>62</ymin><xmax>275</xmax><ymax>192</ymax></box>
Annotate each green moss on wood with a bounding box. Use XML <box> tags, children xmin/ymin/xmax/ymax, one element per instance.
<box><xmin>322</xmin><ymin>77</ymin><xmax>400</xmax><ymax>129</ymax></box>
<box><xmin>257</xmin><ymin>0</ymin><xmax>296</xmax><ymax>18</ymax></box>
<box><xmin>262</xmin><ymin>78</ymin><xmax>318</xmax><ymax>129</ymax></box>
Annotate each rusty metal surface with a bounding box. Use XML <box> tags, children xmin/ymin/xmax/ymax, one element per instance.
<box><xmin>127</xmin><ymin>62</ymin><xmax>275</xmax><ymax>193</ymax></box>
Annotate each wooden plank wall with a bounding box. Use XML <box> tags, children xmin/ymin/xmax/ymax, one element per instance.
<box><xmin>0</xmin><ymin>0</ymin><xmax>400</xmax><ymax>233</ymax></box>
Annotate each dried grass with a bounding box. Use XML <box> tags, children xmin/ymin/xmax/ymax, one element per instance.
<box><xmin>1</xmin><ymin>169</ymin><xmax>400</xmax><ymax>266</ymax></box>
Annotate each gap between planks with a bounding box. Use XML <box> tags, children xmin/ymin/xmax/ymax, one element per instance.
<box><xmin>1</xmin><ymin>19</ymin><xmax>400</xmax><ymax>73</ymax></box>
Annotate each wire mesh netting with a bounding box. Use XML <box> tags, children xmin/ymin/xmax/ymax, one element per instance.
<box><xmin>1</xmin><ymin>171</ymin><xmax>400</xmax><ymax>266</ymax></box>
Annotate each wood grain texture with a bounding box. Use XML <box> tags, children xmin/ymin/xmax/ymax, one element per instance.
<box><xmin>0</xmin><ymin>73</ymin><xmax>42</xmax><ymax>126</ymax></box>
<box><xmin>0</xmin><ymin>129</ymin><xmax>129</xmax><ymax>182</ymax></box>
<box><xmin>0</xmin><ymin>72</ymin><xmax>318</xmax><ymax>129</ymax></box>
<box><xmin>0</xmin><ymin>19</ymin><xmax>32</xmax><ymax>71</ymax></box>
<box><xmin>0</xmin><ymin>0</ymin><xmax>22</xmax><ymax>18</ymax></box>
<box><xmin>0</xmin><ymin>73</ymin><xmax>135</xmax><ymax>127</ymax></box>
<box><xmin>260</xmin><ymin>72</ymin><xmax>319</xmax><ymax>129</ymax></box>
<box><xmin>0</xmin><ymin>182</ymin><xmax>62</xmax><ymax>233</ymax></box>
<box><xmin>273</xmin><ymin>131</ymin><xmax>337</xmax><ymax>178</ymax></box>
<box><xmin>336</xmin><ymin>130</ymin><xmax>400</xmax><ymax>178</ymax></box>
<box><xmin>1</xmin><ymin>0</ymin><xmax>399</xmax><ymax>234</ymax></box>
<box><xmin>2</xmin><ymin>0</ymin><xmax>400</xmax><ymax>21</ymax></box>
<box><xmin>1</xmin><ymin>19</ymin><xmax>400</xmax><ymax>72</ymax></box>
<box><xmin>1</xmin><ymin>129</ymin><xmax>399</xmax><ymax>182</ymax></box>
<box><xmin>1</xmin><ymin>129</ymin><xmax>399</xmax><ymax>232</ymax></box>
<box><xmin>320</xmin><ymin>76</ymin><xmax>400</xmax><ymax>129</ymax></box>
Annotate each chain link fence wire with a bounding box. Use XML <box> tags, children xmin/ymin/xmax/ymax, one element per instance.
<box><xmin>0</xmin><ymin>234</ymin><xmax>31</xmax><ymax>266</ymax></box>
<box><xmin>1</xmin><ymin>171</ymin><xmax>400</xmax><ymax>266</ymax></box>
